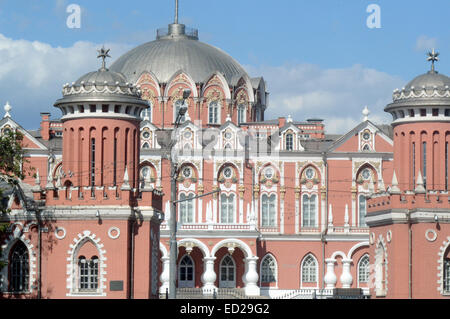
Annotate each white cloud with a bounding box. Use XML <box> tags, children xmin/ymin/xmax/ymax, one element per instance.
<box><xmin>0</xmin><ymin>33</ymin><xmax>132</xmax><ymax>128</ymax></box>
<box><xmin>245</xmin><ymin>63</ymin><xmax>404</xmax><ymax>134</ymax></box>
<box><xmin>415</xmin><ymin>35</ymin><xmax>438</xmax><ymax>52</ymax></box>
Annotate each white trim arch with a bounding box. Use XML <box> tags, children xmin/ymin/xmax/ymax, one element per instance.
<box><xmin>330</xmin><ymin>251</ymin><xmax>346</xmax><ymax>260</ymax></box>
<box><xmin>211</xmin><ymin>239</ymin><xmax>253</xmax><ymax>258</ymax></box>
<box><xmin>66</xmin><ymin>230</ymin><xmax>107</xmax><ymax>297</ymax></box>
<box><xmin>300</xmin><ymin>253</ymin><xmax>319</xmax><ymax>288</ymax></box>
<box><xmin>0</xmin><ymin>233</ymin><xmax>37</xmax><ymax>293</ymax></box>
<box><xmin>437</xmin><ymin>236</ymin><xmax>450</xmax><ymax>295</ymax></box>
<box><xmin>201</xmin><ymin>72</ymin><xmax>231</xmax><ymax>100</ymax></box>
<box><xmin>347</xmin><ymin>241</ymin><xmax>370</xmax><ymax>259</ymax></box>
<box><xmin>178</xmin><ymin>238</ymin><xmax>210</xmax><ymax>257</ymax></box>
<box><xmin>260</xmin><ymin>253</ymin><xmax>278</xmax><ymax>286</ymax></box>
<box><xmin>164</xmin><ymin>70</ymin><xmax>198</xmax><ymax>98</ymax></box>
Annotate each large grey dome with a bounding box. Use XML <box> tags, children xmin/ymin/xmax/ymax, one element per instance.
<box><xmin>109</xmin><ymin>24</ymin><xmax>248</xmax><ymax>85</ymax></box>
<box><xmin>405</xmin><ymin>71</ymin><xmax>450</xmax><ymax>90</ymax></box>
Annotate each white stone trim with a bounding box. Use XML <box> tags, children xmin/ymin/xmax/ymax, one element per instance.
<box><xmin>66</xmin><ymin>230</ymin><xmax>107</xmax><ymax>297</ymax></box>
<box><xmin>0</xmin><ymin>230</ymin><xmax>37</xmax><ymax>293</ymax></box>
<box><xmin>107</xmin><ymin>227</ymin><xmax>120</xmax><ymax>240</ymax></box>
<box><xmin>437</xmin><ymin>236</ymin><xmax>450</xmax><ymax>294</ymax></box>
<box><xmin>55</xmin><ymin>227</ymin><xmax>67</xmax><ymax>240</ymax></box>
<box><xmin>425</xmin><ymin>229</ymin><xmax>437</xmax><ymax>242</ymax></box>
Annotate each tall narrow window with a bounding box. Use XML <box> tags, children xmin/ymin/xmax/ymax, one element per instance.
<box><xmin>359</xmin><ymin>195</ymin><xmax>367</xmax><ymax>227</ymax></box>
<box><xmin>238</xmin><ymin>105</ymin><xmax>245</xmax><ymax>125</ymax></box>
<box><xmin>209</xmin><ymin>101</ymin><xmax>219</xmax><ymax>124</ymax></box>
<box><xmin>423</xmin><ymin>142</ymin><xmax>427</xmax><ymax>188</ymax></box>
<box><xmin>286</xmin><ymin>133</ymin><xmax>293</xmax><ymax>151</ymax></box>
<box><xmin>446</xmin><ymin>142</ymin><xmax>448</xmax><ymax>191</ymax></box>
<box><xmin>113</xmin><ymin>137</ymin><xmax>117</xmax><ymax>186</ymax></box>
<box><xmin>302</xmin><ymin>194</ymin><xmax>316</xmax><ymax>227</ymax></box>
<box><xmin>358</xmin><ymin>255</ymin><xmax>370</xmax><ymax>284</ymax></box>
<box><xmin>79</xmin><ymin>256</ymin><xmax>99</xmax><ymax>291</ymax></box>
<box><xmin>261</xmin><ymin>255</ymin><xmax>277</xmax><ymax>283</ymax></box>
<box><xmin>10</xmin><ymin>242</ymin><xmax>29</xmax><ymax>292</ymax></box>
<box><xmin>301</xmin><ymin>255</ymin><xmax>317</xmax><ymax>283</ymax></box>
<box><xmin>412</xmin><ymin>142</ymin><xmax>416</xmax><ymax>188</ymax></box>
<box><xmin>220</xmin><ymin>194</ymin><xmax>235</xmax><ymax>224</ymax></box>
<box><xmin>179</xmin><ymin>193</ymin><xmax>194</xmax><ymax>224</ymax></box>
<box><xmin>90</xmin><ymin>138</ymin><xmax>96</xmax><ymax>197</ymax></box>
<box><xmin>179</xmin><ymin>256</ymin><xmax>194</xmax><ymax>287</ymax></box>
<box><xmin>261</xmin><ymin>194</ymin><xmax>276</xmax><ymax>227</ymax></box>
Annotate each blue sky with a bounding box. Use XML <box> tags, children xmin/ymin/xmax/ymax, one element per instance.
<box><xmin>0</xmin><ymin>0</ymin><xmax>448</xmax><ymax>133</ymax></box>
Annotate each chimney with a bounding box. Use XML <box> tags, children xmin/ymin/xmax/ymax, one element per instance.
<box><xmin>40</xmin><ymin>113</ymin><xmax>51</xmax><ymax>141</ymax></box>
<box><xmin>278</xmin><ymin>117</ymin><xmax>286</xmax><ymax>128</ymax></box>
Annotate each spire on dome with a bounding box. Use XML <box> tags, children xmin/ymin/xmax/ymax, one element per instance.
<box><xmin>174</xmin><ymin>0</ymin><xmax>179</xmax><ymax>24</ymax></box>
<box><xmin>427</xmin><ymin>48</ymin><xmax>439</xmax><ymax>73</ymax></box>
<box><xmin>97</xmin><ymin>47</ymin><xmax>111</xmax><ymax>71</ymax></box>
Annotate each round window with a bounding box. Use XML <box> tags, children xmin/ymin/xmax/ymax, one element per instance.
<box><xmin>264</xmin><ymin>167</ymin><xmax>274</xmax><ymax>179</ymax></box>
<box><xmin>142</xmin><ymin>131</ymin><xmax>150</xmax><ymax>139</ymax></box>
<box><xmin>184</xmin><ymin>131</ymin><xmax>192</xmax><ymax>139</ymax></box>
<box><xmin>182</xmin><ymin>167</ymin><xmax>192</xmax><ymax>178</ymax></box>
<box><xmin>224</xmin><ymin>132</ymin><xmax>233</xmax><ymax>140</ymax></box>
<box><xmin>363</xmin><ymin>131</ymin><xmax>371</xmax><ymax>141</ymax></box>
<box><xmin>362</xmin><ymin>168</ymin><xmax>371</xmax><ymax>180</ymax></box>
<box><xmin>305</xmin><ymin>168</ymin><xmax>315</xmax><ymax>179</ymax></box>
<box><xmin>224</xmin><ymin>167</ymin><xmax>233</xmax><ymax>179</ymax></box>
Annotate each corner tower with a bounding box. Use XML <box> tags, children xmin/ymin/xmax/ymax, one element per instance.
<box><xmin>367</xmin><ymin>51</ymin><xmax>450</xmax><ymax>299</ymax></box>
<box><xmin>51</xmin><ymin>48</ymin><xmax>150</xmax><ymax>204</ymax></box>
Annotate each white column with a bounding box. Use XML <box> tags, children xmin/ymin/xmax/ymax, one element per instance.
<box><xmin>243</xmin><ymin>256</ymin><xmax>260</xmax><ymax>296</ymax></box>
<box><xmin>201</xmin><ymin>257</ymin><xmax>217</xmax><ymax>293</ymax></box>
<box><xmin>324</xmin><ymin>258</ymin><xmax>337</xmax><ymax>289</ymax></box>
<box><xmin>239</xmin><ymin>197</ymin><xmax>243</xmax><ymax>224</ymax></box>
<box><xmin>340</xmin><ymin>258</ymin><xmax>353</xmax><ymax>288</ymax></box>
<box><xmin>159</xmin><ymin>256</ymin><xmax>170</xmax><ymax>294</ymax></box>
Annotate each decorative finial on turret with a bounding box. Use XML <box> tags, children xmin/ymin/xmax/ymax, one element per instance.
<box><xmin>362</xmin><ymin>106</ymin><xmax>370</xmax><ymax>121</ymax></box>
<box><xmin>175</xmin><ymin>0</ymin><xmax>179</xmax><ymax>24</ymax></box>
<box><xmin>97</xmin><ymin>47</ymin><xmax>111</xmax><ymax>71</ymax></box>
<box><xmin>287</xmin><ymin>115</ymin><xmax>293</xmax><ymax>123</ymax></box>
<box><xmin>3</xmin><ymin>101</ymin><xmax>11</xmax><ymax>118</ymax></box>
<box><xmin>427</xmin><ymin>48</ymin><xmax>439</xmax><ymax>73</ymax></box>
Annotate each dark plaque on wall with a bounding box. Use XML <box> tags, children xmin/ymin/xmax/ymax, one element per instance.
<box><xmin>110</xmin><ymin>280</ymin><xmax>124</xmax><ymax>291</ymax></box>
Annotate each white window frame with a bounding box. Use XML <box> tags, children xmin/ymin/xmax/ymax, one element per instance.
<box><xmin>285</xmin><ymin>133</ymin><xmax>294</xmax><ymax>151</ymax></box>
<box><xmin>208</xmin><ymin>101</ymin><xmax>220</xmax><ymax>125</ymax></box>
<box><xmin>179</xmin><ymin>193</ymin><xmax>195</xmax><ymax>224</ymax></box>
<box><xmin>301</xmin><ymin>193</ymin><xmax>317</xmax><ymax>228</ymax></box>
<box><xmin>238</xmin><ymin>104</ymin><xmax>246</xmax><ymax>125</ymax></box>
<box><xmin>301</xmin><ymin>254</ymin><xmax>318</xmax><ymax>287</ymax></box>
<box><xmin>220</xmin><ymin>193</ymin><xmax>236</xmax><ymax>224</ymax></box>
<box><xmin>260</xmin><ymin>254</ymin><xmax>277</xmax><ymax>285</ymax></box>
<box><xmin>261</xmin><ymin>193</ymin><xmax>277</xmax><ymax>227</ymax></box>
<box><xmin>358</xmin><ymin>194</ymin><xmax>367</xmax><ymax>227</ymax></box>
<box><xmin>78</xmin><ymin>256</ymin><xmax>99</xmax><ymax>292</ymax></box>
<box><xmin>357</xmin><ymin>254</ymin><xmax>370</xmax><ymax>286</ymax></box>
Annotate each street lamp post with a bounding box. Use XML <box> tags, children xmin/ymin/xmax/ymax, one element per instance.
<box><xmin>157</xmin><ymin>88</ymin><xmax>190</xmax><ymax>299</ymax></box>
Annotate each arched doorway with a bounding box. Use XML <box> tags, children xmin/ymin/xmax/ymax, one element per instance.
<box><xmin>178</xmin><ymin>255</ymin><xmax>195</xmax><ymax>288</ymax></box>
<box><xmin>219</xmin><ymin>255</ymin><xmax>236</xmax><ymax>288</ymax></box>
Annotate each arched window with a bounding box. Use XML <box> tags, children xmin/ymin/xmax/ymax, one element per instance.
<box><xmin>302</xmin><ymin>194</ymin><xmax>317</xmax><ymax>227</ymax></box>
<box><xmin>238</xmin><ymin>104</ymin><xmax>246</xmax><ymax>124</ymax></box>
<box><xmin>219</xmin><ymin>255</ymin><xmax>236</xmax><ymax>288</ymax></box>
<box><xmin>358</xmin><ymin>255</ymin><xmax>370</xmax><ymax>284</ymax></box>
<box><xmin>142</xmin><ymin>142</ymin><xmax>150</xmax><ymax>149</ymax></box>
<box><xmin>10</xmin><ymin>241</ymin><xmax>29</xmax><ymax>292</ymax></box>
<box><xmin>261</xmin><ymin>194</ymin><xmax>276</xmax><ymax>227</ymax></box>
<box><xmin>220</xmin><ymin>194</ymin><xmax>235</xmax><ymax>224</ymax></box>
<box><xmin>261</xmin><ymin>255</ymin><xmax>277</xmax><ymax>283</ymax></box>
<box><xmin>286</xmin><ymin>133</ymin><xmax>293</xmax><ymax>151</ymax></box>
<box><xmin>179</xmin><ymin>255</ymin><xmax>194</xmax><ymax>288</ymax></box>
<box><xmin>179</xmin><ymin>193</ymin><xmax>194</xmax><ymax>224</ymax></box>
<box><xmin>209</xmin><ymin>101</ymin><xmax>219</xmax><ymax>124</ymax></box>
<box><xmin>444</xmin><ymin>257</ymin><xmax>450</xmax><ymax>293</ymax></box>
<box><xmin>301</xmin><ymin>255</ymin><xmax>317</xmax><ymax>283</ymax></box>
<box><xmin>359</xmin><ymin>195</ymin><xmax>367</xmax><ymax>227</ymax></box>
<box><xmin>78</xmin><ymin>256</ymin><xmax>99</xmax><ymax>292</ymax></box>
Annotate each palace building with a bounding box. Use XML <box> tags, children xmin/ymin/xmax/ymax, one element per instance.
<box><xmin>0</xmin><ymin>14</ymin><xmax>448</xmax><ymax>299</ymax></box>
